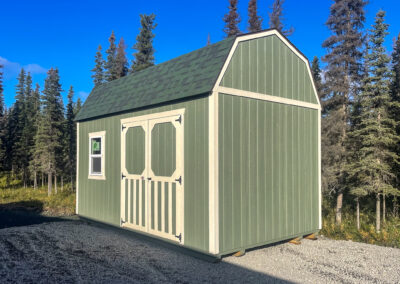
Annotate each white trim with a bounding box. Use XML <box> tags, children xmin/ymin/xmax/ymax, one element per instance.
<box><xmin>88</xmin><ymin>131</ymin><xmax>106</xmax><ymax>180</ymax></box>
<box><xmin>76</xmin><ymin>122</ymin><xmax>79</xmax><ymax>214</ymax></box>
<box><xmin>208</xmin><ymin>91</ymin><xmax>219</xmax><ymax>254</ymax></box>
<box><xmin>217</xmin><ymin>86</ymin><xmax>321</xmax><ymax>110</ymax></box>
<box><xmin>318</xmin><ymin>109</ymin><xmax>322</xmax><ymax>229</ymax></box>
<box><xmin>120</xmin><ymin>108</ymin><xmax>185</xmax><ymax>125</ymax></box>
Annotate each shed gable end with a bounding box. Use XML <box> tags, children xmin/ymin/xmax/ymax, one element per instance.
<box><xmin>220</xmin><ymin>34</ymin><xmax>318</xmax><ymax>105</ymax></box>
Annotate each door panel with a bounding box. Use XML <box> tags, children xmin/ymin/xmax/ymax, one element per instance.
<box><xmin>120</xmin><ymin>110</ymin><xmax>184</xmax><ymax>244</ymax></box>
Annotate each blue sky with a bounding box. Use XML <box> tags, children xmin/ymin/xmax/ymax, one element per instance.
<box><xmin>1</xmin><ymin>0</ymin><xmax>399</xmax><ymax>107</ymax></box>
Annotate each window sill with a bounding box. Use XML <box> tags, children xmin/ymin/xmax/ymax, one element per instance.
<box><xmin>88</xmin><ymin>175</ymin><xmax>106</xmax><ymax>180</ymax></box>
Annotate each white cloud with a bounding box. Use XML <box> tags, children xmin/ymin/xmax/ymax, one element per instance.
<box><xmin>78</xmin><ymin>91</ymin><xmax>89</xmax><ymax>100</ymax></box>
<box><xmin>0</xmin><ymin>56</ymin><xmax>47</xmax><ymax>80</ymax></box>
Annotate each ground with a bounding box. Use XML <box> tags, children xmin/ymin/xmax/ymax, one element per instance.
<box><xmin>1</xmin><ymin>211</ymin><xmax>399</xmax><ymax>283</ymax></box>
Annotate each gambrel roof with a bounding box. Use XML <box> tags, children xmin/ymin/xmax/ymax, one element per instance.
<box><xmin>75</xmin><ymin>37</ymin><xmax>235</xmax><ymax>121</ymax></box>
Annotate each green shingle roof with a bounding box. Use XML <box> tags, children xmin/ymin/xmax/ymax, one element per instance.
<box><xmin>75</xmin><ymin>37</ymin><xmax>235</xmax><ymax>121</ymax></box>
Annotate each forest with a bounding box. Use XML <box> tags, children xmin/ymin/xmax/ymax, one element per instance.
<box><xmin>0</xmin><ymin>0</ymin><xmax>399</xmax><ymax>247</ymax></box>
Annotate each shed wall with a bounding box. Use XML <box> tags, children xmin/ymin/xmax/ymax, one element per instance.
<box><xmin>220</xmin><ymin>34</ymin><xmax>318</xmax><ymax>104</ymax></box>
<box><xmin>78</xmin><ymin>97</ymin><xmax>210</xmax><ymax>252</ymax></box>
<box><xmin>218</xmin><ymin>93</ymin><xmax>319</xmax><ymax>254</ymax></box>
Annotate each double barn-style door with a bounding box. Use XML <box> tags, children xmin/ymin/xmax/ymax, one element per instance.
<box><xmin>120</xmin><ymin>109</ymin><xmax>184</xmax><ymax>243</ymax></box>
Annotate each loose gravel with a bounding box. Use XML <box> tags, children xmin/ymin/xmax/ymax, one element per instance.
<box><xmin>0</xmin><ymin>217</ymin><xmax>399</xmax><ymax>283</ymax></box>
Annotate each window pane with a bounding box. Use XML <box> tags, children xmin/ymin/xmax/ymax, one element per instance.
<box><xmin>91</xmin><ymin>138</ymin><xmax>101</xmax><ymax>155</ymax></box>
<box><xmin>91</xmin><ymin>157</ymin><xmax>102</xmax><ymax>174</ymax></box>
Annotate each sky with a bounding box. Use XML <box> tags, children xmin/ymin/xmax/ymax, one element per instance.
<box><xmin>1</xmin><ymin>0</ymin><xmax>399</xmax><ymax>108</ymax></box>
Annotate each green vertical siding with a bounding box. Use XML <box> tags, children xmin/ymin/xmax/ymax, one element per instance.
<box><xmin>125</xmin><ymin>126</ymin><xmax>145</xmax><ymax>175</ymax></box>
<box><xmin>220</xmin><ymin>35</ymin><xmax>318</xmax><ymax>104</ymax></box>
<box><xmin>218</xmin><ymin>93</ymin><xmax>319</xmax><ymax>254</ymax></box>
<box><xmin>78</xmin><ymin>97</ymin><xmax>209</xmax><ymax>252</ymax></box>
<box><xmin>151</xmin><ymin>122</ymin><xmax>176</xmax><ymax>177</ymax></box>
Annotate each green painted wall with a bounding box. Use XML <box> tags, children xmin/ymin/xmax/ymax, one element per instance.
<box><xmin>78</xmin><ymin>97</ymin><xmax>209</xmax><ymax>252</ymax></box>
<box><xmin>218</xmin><ymin>93</ymin><xmax>319</xmax><ymax>253</ymax></box>
<box><xmin>220</xmin><ymin>35</ymin><xmax>318</xmax><ymax>104</ymax></box>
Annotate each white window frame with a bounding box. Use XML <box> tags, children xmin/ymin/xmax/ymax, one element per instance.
<box><xmin>88</xmin><ymin>131</ymin><xmax>106</xmax><ymax>180</ymax></box>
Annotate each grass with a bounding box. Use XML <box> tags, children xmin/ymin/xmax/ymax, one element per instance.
<box><xmin>0</xmin><ymin>185</ymin><xmax>76</xmax><ymax>216</ymax></box>
<box><xmin>321</xmin><ymin>211</ymin><xmax>400</xmax><ymax>248</ymax></box>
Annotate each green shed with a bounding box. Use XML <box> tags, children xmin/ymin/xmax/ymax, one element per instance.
<box><xmin>75</xmin><ymin>29</ymin><xmax>321</xmax><ymax>257</ymax></box>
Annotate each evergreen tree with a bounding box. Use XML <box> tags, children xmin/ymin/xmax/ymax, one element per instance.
<box><xmin>28</xmin><ymin>84</ymin><xmax>42</xmax><ymax>189</ymax></box>
<box><xmin>269</xmin><ymin>0</ymin><xmax>294</xmax><ymax>36</ymax></box>
<box><xmin>346</xmin><ymin>10</ymin><xmax>398</xmax><ymax>232</ymax></box>
<box><xmin>0</xmin><ymin>64</ymin><xmax>5</xmax><ymax>169</ymax></box>
<box><xmin>131</xmin><ymin>14</ymin><xmax>157</xmax><ymax>73</ymax></box>
<box><xmin>311</xmin><ymin>56</ymin><xmax>323</xmax><ymax>99</ymax></box>
<box><xmin>105</xmin><ymin>31</ymin><xmax>118</xmax><ymax>81</ymax></box>
<box><xmin>115</xmin><ymin>37</ymin><xmax>129</xmax><ymax>78</ymax></box>
<box><xmin>207</xmin><ymin>34</ymin><xmax>211</xmax><ymax>46</ymax></box>
<box><xmin>91</xmin><ymin>45</ymin><xmax>105</xmax><ymax>87</ymax></box>
<box><xmin>74</xmin><ymin>98</ymin><xmax>82</xmax><ymax>115</ymax></box>
<box><xmin>32</xmin><ymin>68</ymin><xmax>64</xmax><ymax>195</ymax></box>
<box><xmin>223</xmin><ymin>0</ymin><xmax>241</xmax><ymax>37</ymax></box>
<box><xmin>248</xmin><ymin>0</ymin><xmax>262</xmax><ymax>33</ymax></box>
<box><xmin>390</xmin><ymin>33</ymin><xmax>400</xmax><ymax>217</ymax></box>
<box><xmin>321</xmin><ymin>0</ymin><xmax>367</xmax><ymax>225</ymax></box>
<box><xmin>65</xmin><ymin>86</ymin><xmax>76</xmax><ymax>188</ymax></box>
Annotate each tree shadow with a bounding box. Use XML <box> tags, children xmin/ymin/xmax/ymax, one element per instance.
<box><xmin>0</xmin><ymin>201</ymin><xmax>66</xmax><ymax>229</ymax></box>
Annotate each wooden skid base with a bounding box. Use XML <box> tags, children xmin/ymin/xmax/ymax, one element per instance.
<box><xmin>233</xmin><ymin>250</ymin><xmax>246</xmax><ymax>257</ymax></box>
<box><xmin>289</xmin><ymin>237</ymin><xmax>301</xmax><ymax>245</ymax></box>
<box><xmin>304</xmin><ymin>233</ymin><xmax>317</xmax><ymax>240</ymax></box>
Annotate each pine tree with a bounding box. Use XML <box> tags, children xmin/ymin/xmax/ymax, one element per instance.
<box><xmin>74</xmin><ymin>98</ymin><xmax>82</xmax><ymax>115</ymax></box>
<box><xmin>223</xmin><ymin>0</ymin><xmax>241</xmax><ymax>37</ymax></box>
<box><xmin>269</xmin><ymin>0</ymin><xmax>294</xmax><ymax>36</ymax></box>
<box><xmin>248</xmin><ymin>0</ymin><xmax>262</xmax><ymax>33</ymax></box>
<box><xmin>347</xmin><ymin>10</ymin><xmax>398</xmax><ymax>232</ymax></box>
<box><xmin>33</xmin><ymin>68</ymin><xmax>64</xmax><ymax>195</ymax></box>
<box><xmin>91</xmin><ymin>45</ymin><xmax>105</xmax><ymax>87</ymax></box>
<box><xmin>390</xmin><ymin>33</ymin><xmax>400</xmax><ymax>217</ymax></box>
<box><xmin>131</xmin><ymin>14</ymin><xmax>157</xmax><ymax>73</ymax></box>
<box><xmin>321</xmin><ymin>0</ymin><xmax>367</xmax><ymax>225</ymax></box>
<box><xmin>105</xmin><ymin>31</ymin><xmax>118</xmax><ymax>81</ymax></box>
<box><xmin>0</xmin><ymin>64</ymin><xmax>5</xmax><ymax>169</ymax></box>
<box><xmin>65</xmin><ymin>86</ymin><xmax>76</xmax><ymax>189</ymax></box>
<box><xmin>311</xmin><ymin>56</ymin><xmax>323</xmax><ymax>99</ymax></box>
<box><xmin>29</xmin><ymin>84</ymin><xmax>42</xmax><ymax>189</ymax></box>
<box><xmin>115</xmin><ymin>37</ymin><xmax>129</xmax><ymax>78</ymax></box>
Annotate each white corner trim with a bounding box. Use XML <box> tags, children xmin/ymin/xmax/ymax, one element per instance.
<box><xmin>217</xmin><ymin>86</ymin><xmax>321</xmax><ymax>110</ymax></box>
<box><xmin>212</xmin><ymin>29</ymin><xmax>321</xmax><ymax>107</ymax></box>
<box><xmin>208</xmin><ymin>91</ymin><xmax>219</xmax><ymax>254</ymax></box>
<box><xmin>76</xmin><ymin>122</ymin><xmax>79</xmax><ymax>214</ymax></box>
<box><xmin>318</xmin><ymin>108</ymin><xmax>322</xmax><ymax>230</ymax></box>
<box><xmin>88</xmin><ymin>131</ymin><xmax>106</xmax><ymax>180</ymax></box>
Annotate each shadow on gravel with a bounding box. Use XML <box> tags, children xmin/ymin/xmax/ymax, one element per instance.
<box><xmin>0</xmin><ymin>201</ymin><xmax>66</xmax><ymax>229</ymax></box>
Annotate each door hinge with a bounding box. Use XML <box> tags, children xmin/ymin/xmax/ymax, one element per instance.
<box><xmin>121</xmin><ymin>124</ymin><xmax>126</xmax><ymax>131</ymax></box>
<box><xmin>121</xmin><ymin>218</ymin><xmax>126</xmax><ymax>225</ymax></box>
<box><xmin>175</xmin><ymin>233</ymin><xmax>182</xmax><ymax>243</ymax></box>
<box><xmin>175</xmin><ymin>115</ymin><xmax>182</xmax><ymax>124</ymax></box>
<box><xmin>121</xmin><ymin>173</ymin><xmax>126</xmax><ymax>180</ymax></box>
<box><xmin>175</xmin><ymin>176</ymin><xmax>182</xmax><ymax>185</ymax></box>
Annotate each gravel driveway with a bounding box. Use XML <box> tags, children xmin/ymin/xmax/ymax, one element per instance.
<box><xmin>0</xmin><ymin>216</ymin><xmax>399</xmax><ymax>283</ymax></box>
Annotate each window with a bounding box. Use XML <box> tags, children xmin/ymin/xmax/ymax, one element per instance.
<box><xmin>89</xmin><ymin>131</ymin><xmax>105</xmax><ymax>180</ymax></box>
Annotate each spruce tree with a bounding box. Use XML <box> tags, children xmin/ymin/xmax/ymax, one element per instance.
<box><xmin>65</xmin><ymin>86</ymin><xmax>76</xmax><ymax>188</ymax></box>
<box><xmin>321</xmin><ymin>0</ymin><xmax>367</xmax><ymax>225</ymax></box>
<box><xmin>131</xmin><ymin>14</ymin><xmax>157</xmax><ymax>73</ymax></box>
<box><xmin>269</xmin><ymin>0</ymin><xmax>294</xmax><ymax>36</ymax></box>
<box><xmin>115</xmin><ymin>37</ymin><xmax>129</xmax><ymax>78</ymax></box>
<box><xmin>29</xmin><ymin>84</ymin><xmax>42</xmax><ymax>189</ymax></box>
<box><xmin>91</xmin><ymin>45</ymin><xmax>105</xmax><ymax>87</ymax></box>
<box><xmin>347</xmin><ymin>10</ymin><xmax>399</xmax><ymax>232</ymax></box>
<box><xmin>390</xmin><ymin>33</ymin><xmax>400</xmax><ymax>217</ymax></box>
<box><xmin>33</xmin><ymin>68</ymin><xmax>64</xmax><ymax>195</ymax></box>
<box><xmin>105</xmin><ymin>31</ymin><xmax>118</xmax><ymax>81</ymax></box>
<box><xmin>248</xmin><ymin>0</ymin><xmax>262</xmax><ymax>33</ymax></box>
<box><xmin>311</xmin><ymin>56</ymin><xmax>323</xmax><ymax>99</ymax></box>
<box><xmin>0</xmin><ymin>64</ymin><xmax>4</xmax><ymax>169</ymax></box>
<box><xmin>223</xmin><ymin>0</ymin><xmax>241</xmax><ymax>37</ymax></box>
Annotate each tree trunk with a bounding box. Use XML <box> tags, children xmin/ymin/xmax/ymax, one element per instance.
<box><xmin>42</xmin><ymin>172</ymin><xmax>44</xmax><ymax>188</ymax></box>
<box><xmin>356</xmin><ymin>197</ymin><xmax>360</xmax><ymax>231</ymax></box>
<box><xmin>33</xmin><ymin>171</ymin><xmax>37</xmax><ymax>190</ymax></box>
<box><xmin>394</xmin><ymin>196</ymin><xmax>399</xmax><ymax>218</ymax></box>
<box><xmin>61</xmin><ymin>176</ymin><xmax>63</xmax><ymax>191</ymax></box>
<box><xmin>376</xmin><ymin>194</ymin><xmax>381</xmax><ymax>232</ymax></box>
<box><xmin>55</xmin><ymin>175</ymin><xmax>58</xmax><ymax>194</ymax></box>
<box><xmin>383</xmin><ymin>194</ymin><xmax>386</xmax><ymax>223</ymax></box>
<box><xmin>336</xmin><ymin>192</ymin><xmax>343</xmax><ymax>225</ymax></box>
<box><xmin>48</xmin><ymin>172</ymin><xmax>52</xmax><ymax>196</ymax></box>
